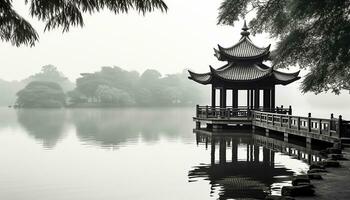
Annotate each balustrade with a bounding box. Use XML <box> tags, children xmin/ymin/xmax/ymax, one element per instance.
<box><xmin>251</xmin><ymin>111</ymin><xmax>346</xmax><ymax>139</ymax></box>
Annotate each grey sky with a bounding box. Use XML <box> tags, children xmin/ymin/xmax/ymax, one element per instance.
<box><xmin>0</xmin><ymin>0</ymin><xmax>273</xmax><ymax>82</ymax></box>
<box><xmin>1</xmin><ymin>0</ymin><xmax>350</xmax><ymax>115</ymax></box>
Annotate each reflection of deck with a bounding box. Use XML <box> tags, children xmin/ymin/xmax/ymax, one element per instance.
<box><xmin>194</xmin><ymin>129</ymin><xmax>324</xmax><ymax>164</ymax></box>
<box><xmin>189</xmin><ymin>131</ymin><xmax>310</xmax><ymax>200</ymax></box>
<box><xmin>194</xmin><ymin>106</ymin><xmax>350</xmax><ymax>145</ymax></box>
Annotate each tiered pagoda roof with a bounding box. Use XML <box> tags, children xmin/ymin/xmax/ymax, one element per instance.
<box><xmin>188</xmin><ymin>21</ymin><xmax>300</xmax><ymax>86</ymax></box>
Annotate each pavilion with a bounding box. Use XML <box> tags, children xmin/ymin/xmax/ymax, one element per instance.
<box><xmin>188</xmin><ymin>22</ymin><xmax>300</xmax><ymax>110</ymax></box>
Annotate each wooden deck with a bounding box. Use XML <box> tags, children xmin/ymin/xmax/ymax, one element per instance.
<box><xmin>194</xmin><ymin>105</ymin><xmax>350</xmax><ymax>145</ymax></box>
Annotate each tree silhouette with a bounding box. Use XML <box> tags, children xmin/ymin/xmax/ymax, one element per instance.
<box><xmin>0</xmin><ymin>0</ymin><xmax>167</xmax><ymax>46</ymax></box>
<box><xmin>16</xmin><ymin>81</ymin><xmax>66</xmax><ymax>108</ymax></box>
<box><xmin>218</xmin><ymin>0</ymin><xmax>350</xmax><ymax>94</ymax></box>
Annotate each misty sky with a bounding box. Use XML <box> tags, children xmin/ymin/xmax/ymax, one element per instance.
<box><xmin>1</xmin><ymin>0</ymin><xmax>350</xmax><ymax>114</ymax></box>
<box><xmin>0</xmin><ymin>0</ymin><xmax>275</xmax><ymax>82</ymax></box>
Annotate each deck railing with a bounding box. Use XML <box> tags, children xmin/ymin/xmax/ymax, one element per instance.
<box><xmin>251</xmin><ymin>111</ymin><xmax>349</xmax><ymax>138</ymax></box>
<box><xmin>196</xmin><ymin>105</ymin><xmax>291</xmax><ymax>119</ymax></box>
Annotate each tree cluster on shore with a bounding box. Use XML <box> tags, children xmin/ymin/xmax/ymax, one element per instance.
<box><xmin>8</xmin><ymin>65</ymin><xmax>205</xmax><ymax>108</ymax></box>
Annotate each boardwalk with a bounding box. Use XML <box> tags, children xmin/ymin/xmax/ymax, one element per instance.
<box><xmin>194</xmin><ymin>106</ymin><xmax>350</xmax><ymax>145</ymax></box>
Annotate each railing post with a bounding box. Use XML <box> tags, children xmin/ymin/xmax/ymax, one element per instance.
<box><xmin>308</xmin><ymin>113</ymin><xmax>312</xmax><ymax>132</ymax></box>
<box><xmin>205</xmin><ymin>105</ymin><xmax>208</xmax><ymax>118</ymax></box>
<box><xmin>337</xmin><ymin>115</ymin><xmax>343</xmax><ymax>138</ymax></box>
<box><xmin>319</xmin><ymin>119</ymin><xmax>322</xmax><ymax>134</ymax></box>
<box><xmin>289</xmin><ymin>105</ymin><xmax>292</xmax><ymax>115</ymax></box>
<box><xmin>280</xmin><ymin>115</ymin><xmax>283</xmax><ymax>127</ymax></box>
<box><xmin>288</xmin><ymin>116</ymin><xmax>291</xmax><ymax>129</ymax></box>
<box><xmin>196</xmin><ymin>104</ymin><xmax>199</xmax><ymax>117</ymax></box>
<box><xmin>327</xmin><ymin>113</ymin><xmax>335</xmax><ymax>135</ymax></box>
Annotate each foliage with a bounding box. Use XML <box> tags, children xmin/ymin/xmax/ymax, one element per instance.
<box><xmin>66</xmin><ymin>89</ymin><xmax>87</xmax><ymax>104</ymax></box>
<box><xmin>0</xmin><ymin>0</ymin><xmax>167</xmax><ymax>46</ymax></box>
<box><xmin>95</xmin><ymin>85</ymin><xmax>135</xmax><ymax>106</ymax></box>
<box><xmin>0</xmin><ymin>64</ymin><xmax>73</xmax><ymax>106</ymax></box>
<box><xmin>16</xmin><ymin>81</ymin><xmax>66</xmax><ymax>108</ymax></box>
<box><xmin>23</xmin><ymin>64</ymin><xmax>75</xmax><ymax>92</ymax></box>
<box><xmin>218</xmin><ymin>0</ymin><xmax>350</xmax><ymax>94</ymax></box>
<box><xmin>69</xmin><ymin>66</ymin><xmax>205</xmax><ymax>106</ymax></box>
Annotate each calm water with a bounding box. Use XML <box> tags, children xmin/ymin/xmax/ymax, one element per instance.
<box><xmin>0</xmin><ymin>107</ymin><xmax>322</xmax><ymax>200</ymax></box>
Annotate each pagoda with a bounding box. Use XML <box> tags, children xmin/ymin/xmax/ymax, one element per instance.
<box><xmin>188</xmin><ymin>22</ymin><xmax>300</xmax><ymax>110</ymax></box>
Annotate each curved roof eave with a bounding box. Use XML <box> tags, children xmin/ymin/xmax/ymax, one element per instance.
<box><xmin>216</xmin><ymin>44</ymin><xmax>271</xmax><ymax>61</ymax></box>
<box><xmin>210</xmin><ymin>65</ymin><xmax>273</xmax><ymax>83</ymax></box>
<box><xmin>188</xmin><ymin>70</ymin><xmax>212</xmax><ymax>85</ymax></box>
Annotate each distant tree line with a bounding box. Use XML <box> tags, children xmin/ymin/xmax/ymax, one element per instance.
<box><xmin>6</xmin><ymin>65</ymin><xmax>205</xmax><ymax>108</ymax></box>
<box><xmin>0</xmin><ymin>65</ymin><xmax>74</xmax><ymax>107</ymax></box>
<box><xmin>67</xmin><ymin>66</ymin><xmax>204</xmax><ymax>107</ymax></box>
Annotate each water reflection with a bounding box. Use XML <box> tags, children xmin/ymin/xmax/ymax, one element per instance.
<box><xmin>14</xmin><ymin>108</ymin><xmax>195</xmax><ymax>149</ymax></box>
<box><xmin>189</xmin><ymin>129</ymin><xmax>322</xmax><ymax>199</ymax></box>
<box><xmin>70</xmin><ymin>108</ymin><xmax>194</xmax><ymax>148</ymax></box>
<box><xmin>16</xmin><ymin>109</ymin><xmax>68</xmax><ymax>149</ymax></box>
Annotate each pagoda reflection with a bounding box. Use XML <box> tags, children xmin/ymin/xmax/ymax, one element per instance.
<box><xmin>189</xmin><ymin>129</ymin><xmax>323</xmax><ymax>199</ymax></box>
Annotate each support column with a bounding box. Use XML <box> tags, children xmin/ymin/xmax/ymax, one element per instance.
<box><xmin>263</xmin><ymin>89</ymin><xmax>270</xmax><ymax>110</ymax></box>
<box><xmin>219</xmin><ymin>138</ymin><xmax>226</xmax><ymax>164</ymax></box>
<box><xmin>263</xmin><ymin>147</ymin><xmax>270</xmax><ymax>164</ymax></box>
<box><xmin>220</xmin><ymin>88</ymin><xmax>227</xmax><ymax>108</ymax></box>
<box><xmin>271</xmin><ymin>86</ymin><xmax>275</xmax><ymax>109</ymax></box>
<box><xmin>254</xmin><ymin>145</ymin><xmax>259</xmax><ymax>162</ymax></box>
<box><xmin>247</xmin><ymin>90</ymin><xmax>250</xmax><ymax>109</ymax></box>
<box><xmin>205</xmin><ymin>136</ymin><xmax>208</xmax><ymax>150</ymax></box>
<box><xmin>284</xmin><ymin>132</ymin><xmax>288</xmax><ymax>142</ymax></box>
<box><xmin>232</xmin><ymin>139</ymin><xmax>238</xmax><ymax>162</ymax></box>
<box><xmin>246</xmin><ymin>144</ymin><xmax>250</xmax><ymax>162</ymax></box>
<box><xmin>250</xmin><ymin>144</ymin><xmax>253</xmax><ymax>162</ymax></box>
<box><xmin>270</xmin><ymin>151</ymin><xmax>275</xmax><ymax>168</ymax></box>
<box><xmin>211</xmin><ymin>137</ymin><xmax>216</xmax><ymax>165</ymax></box>
<box><xmin>250</xmin><ymin>90</ymin><xmax>254</xmax><ymax>109</ymax></box>
<box><xmin>254</xmin><ymin>89</ymin><xmax>260</xmax><ymax>109</ymax></box>
<box><xmin>306</xmin><ymin>137</ymin><xmax>312</xmax><ymax>149</ymax></box>
<box><xmin>211</xmin><ymin>86</ymin><xmax>216</xmax><ymax>107</ymax></box>
<box><xmin>232</xmin><ymin>89</ymin><xmax>238</xmax><ymax>108</ymax></box>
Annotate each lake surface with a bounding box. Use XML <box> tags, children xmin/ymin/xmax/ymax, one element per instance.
<box><xmin>0</xmin><ymin>107</ymin><xmax>328</xmax><ymax>200</ymax></box>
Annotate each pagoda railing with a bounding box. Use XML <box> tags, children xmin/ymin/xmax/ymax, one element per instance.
<box><xmin>195</xmin><ymin>105</ymin><xmax>290</xmax><ymax>119</ymax></box>
<box><xmin>251</xmin><ymin>111</ymin><xmax>349</xmax><ymax>139</ymax></box>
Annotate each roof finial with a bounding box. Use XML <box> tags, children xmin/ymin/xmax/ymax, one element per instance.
<box><xmin>241</xmin><ymin>20</ymin><xmax>250</xmax><ymax>37</ymax></box>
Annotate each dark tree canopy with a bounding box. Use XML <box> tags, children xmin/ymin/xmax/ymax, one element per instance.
<box><xmin>0</xmin><ymin>0</ymin><xmax>167</xmax><ymax>46</ymax></box>
<box><xmin>218</xmin><ymin>0</ymin><xmax>350</xmax><ymax>94</ymax></box>
<box><xmin>16</xmin><ymin>81</ymin><xmax>66</xmax><ymax>108</ymax></box>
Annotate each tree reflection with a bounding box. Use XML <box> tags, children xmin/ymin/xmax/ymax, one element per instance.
<box><xmin>16</xmin><ymin>109</ymin><xmax>68</xmax><ymax>149</ymax></box>
<box><xmin>71</xmin><ymin>108</ymin><xmax>194</xmax><ymax>148</ymax></box>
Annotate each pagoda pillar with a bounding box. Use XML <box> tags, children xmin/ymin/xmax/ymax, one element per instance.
<box><xmin>232</xmin><ymin>89</ymin><xmax>238</xmax><ymax>108</ymax></box>
<box><xmin>254</xmin><ymin>89</ymin><xmax>260</xmax><ymax>109</ymax></box>
<box><xmin>211</xmin><ymin>86</ymin><xmax>216</xmax><ymax>107</ymax></box>
<box><xmin>263</xmin><ymin>89</ymin><xmax>271</xmax><ymax>110</ymax></box>
<box><xmin>250</xmin><ymin>90</ymin><xmax>254</xmax><ymax>109</ymax></box>
<box><xmin>271</xmin><ymin>86</ymin><xmax>275</xmax><ymax>109</ymax></box>
<box><xmin>247</xmin><ymin>90</ymin><xmax>250</xmax><ymax>109</ymax></box>
<box><xmin>220</xmin><ymin>88</ymin><xmax>227</xmax><ymax>108</ymax></box>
